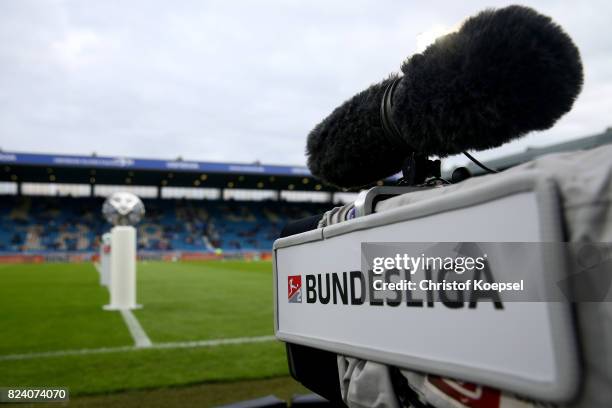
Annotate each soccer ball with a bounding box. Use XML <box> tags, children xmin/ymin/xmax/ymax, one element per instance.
<box><xmin>102</xmin><ymin>192</ymin><xmax>145</xmax><ymax>226</ymax></box>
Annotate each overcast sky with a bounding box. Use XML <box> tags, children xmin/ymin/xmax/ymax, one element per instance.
<box><xmin>0</xmin><ymin>0</ymin><xmax>610</xmax><ymax>168</ymax></box>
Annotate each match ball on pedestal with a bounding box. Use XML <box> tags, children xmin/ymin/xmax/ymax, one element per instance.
<box><xmin>102</xmin><ymin>192</ymin><xmax>145</xmax><ymax>226</ymax></box>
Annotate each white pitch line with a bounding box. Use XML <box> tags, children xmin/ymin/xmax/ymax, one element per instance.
<box><xmin>120</xmin><ymin>309</ymin><xmax>153</xmax><ymax>348</ymax></box>
<box><xmin>0</xmin><ymin>335</ymin><xmax>277</xmax><ymax>362</ymax></box>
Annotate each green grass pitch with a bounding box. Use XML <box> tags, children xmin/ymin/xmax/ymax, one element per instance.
<box><xmin>0</xmin><ymin>260</ymin><xmax>291</xmax><ymax>396</ymax></box>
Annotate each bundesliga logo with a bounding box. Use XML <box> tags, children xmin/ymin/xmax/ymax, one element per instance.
<box><xmin>288</xmin><ymin>275</ymin><xmax>302</xmax><ymax>303</ymax></box>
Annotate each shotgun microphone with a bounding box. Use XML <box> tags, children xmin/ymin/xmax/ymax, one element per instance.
<box><xmin>306</xmin><ymin>5</ymin><xmax>583</xmax><ymax>188</ymax></box>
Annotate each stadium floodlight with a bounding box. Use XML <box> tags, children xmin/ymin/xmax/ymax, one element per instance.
<box><xmin>102</xmin><ymin>192</ymin><xmax>145</xmax><ymax>311</ymax></box>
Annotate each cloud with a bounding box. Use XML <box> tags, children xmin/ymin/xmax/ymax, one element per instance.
<box><xmin>0</xmin><ymin>0</ymin><xmax>610</xmax><ymax>168</ymax></box>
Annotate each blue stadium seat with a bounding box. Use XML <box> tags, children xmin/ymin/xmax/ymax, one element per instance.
<box><xmin>0</xmin><ymin>195</ymin><xmax>328</xmax><ymax>254</ymax></box>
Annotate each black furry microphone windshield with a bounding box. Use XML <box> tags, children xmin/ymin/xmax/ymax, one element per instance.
<box><xmin>306</xmin><ymin>5</ymin><xmax>583</xmax><ymax>188</ymax></box>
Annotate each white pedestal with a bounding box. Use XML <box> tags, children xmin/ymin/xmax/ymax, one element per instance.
<box><xmin>103</xmin><ymin>226</ymin><xmax>141</xmax><ymax>310</ymax></box>
<box><xmin>99</xmin><ymin>232</ymin><xmax>111</xmax><ymax>287</ymax></box>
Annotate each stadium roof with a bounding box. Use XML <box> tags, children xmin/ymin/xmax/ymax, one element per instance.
<box><xmin>6</xmin><ymin>130</ymin><xmax>608</xmax><ymax>192</ymax></box>
<box><xmin>0</xmin><ymin>151</ymin><xmax>363</xmax><ymax>192</ymax></box>
<box><xmin>0</xmin><ymin>151</ymin><xmax>312</xmax><ymax>176</ymax></box>
<box><xmin>466</xmin><ymin>129</ymin><xmax>612</xmax><ymax>176</ymax></box>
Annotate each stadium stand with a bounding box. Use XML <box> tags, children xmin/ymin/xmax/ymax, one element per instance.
<box><xmin>5</xmin><ymin>131</ymin><xmax>608</xmax><ymax>257</ymax></box>
<box><xmin>0</xmin><ymin>195</ymin><xmax>328</xmax><ymax>253</ymax></box>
